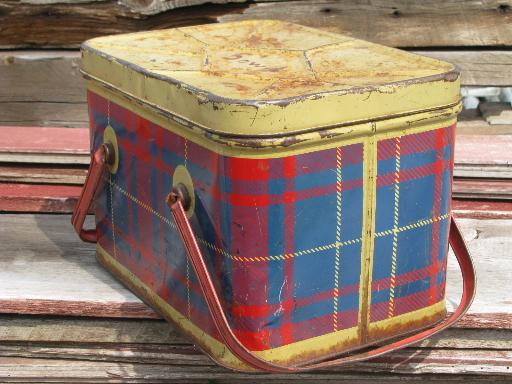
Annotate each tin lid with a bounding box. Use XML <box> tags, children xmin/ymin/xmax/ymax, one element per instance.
<box><xmin>81</xmin><ymin>20</ymin><xmax>460</xmax><ymax>137</ymax></box>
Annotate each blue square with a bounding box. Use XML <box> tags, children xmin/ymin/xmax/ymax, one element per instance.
<box><xmin>341</xmin><ymin>162</ymin><xmax>363</xmax><ymax>182</ymax></box>
<box><xmin>293</xmin><ymin>298</ymin><xmax>334</xmax><ymax>323</ymax></box>
<box><xmin>295</xmin><ymin>194</ymin><xmax>336</xmax><ymax>250</ymax></box>
<box><xmin>395</xmin><ymin>277</ymin><xmax>430</xmax><ymax>299</ymax></box>
<box><xmin>372</xmin><ymin>235</ymin><xmax>393</xmax><ymax>281</ymax></box>
<box><xmin>396</xmin><ymin>225</ymin><xmax>432</xmax><ymax>275</ymax></box>
<box><xmin>294</xmin><ymin>248</ymin><xmax>335</xmax><ymax>298</ymax></box>
<box><xmin>338</xmin><ymin>243</ymin><xmax>362</xmax><ymax>286</ymax></box>
<box><xmin>398</xmin><ymin>176</ymin><xmax>434</xmax><ymax>226</ymax></box>
<box><xmin>401</xmin><ymin>150</ymin><xmax>436</xmax><ymax>171</ymax></box>
<box><xmin>269</xmin><ymin>178</ymin><xmax>286</xmax><ymax>195</ymax></box>
<box><xmin>378</xmin><ymin>157</ymin><xmax>395</xmax><ymax>176</ymax></box>
<box><xmin>340</xmin><ymin>188</ymin><xmax>363</xmax><ymax>242</ymax></box>
<box><xmin>371</xmin><ymin>286</ymin><xmax>390</xmax><ymax>305</ymax></box>
<box><xmin>295</xmin><ymin>168</ymin><xmax>335</xmax><ymax>191</ymax></box>
<box><xmin>376</xmin><ymin>184</ymin><xmax>395</xmax><ymax>232</ymax></box>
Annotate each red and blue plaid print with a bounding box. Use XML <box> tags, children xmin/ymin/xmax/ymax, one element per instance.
<box><xmin>88</xmin><ymin>91</ymin><xmax>453</xmax><ymax>351</ymax></box>
<box><xmin>370</xmin><ymin>126</ymin><xmax>454</xmax><ymax>323</ymax></box>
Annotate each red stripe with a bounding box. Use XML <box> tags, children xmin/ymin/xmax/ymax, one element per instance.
<box><xmin>281</xmin><ymin>156</ymin><xmax>296</xmax><ymax>345</ymax></box>
<box><xmin>231</xmin><ymin>283</ymin><xmax>360</xmax><ymax>318</ymax></box>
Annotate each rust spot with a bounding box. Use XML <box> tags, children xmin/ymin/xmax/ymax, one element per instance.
<box><xmin>443</xmin><ymin>70</ymin><xmax>460</xmax><ymax>82</ymax></box>
<box><xmin>367</xmin><ymin>307</ymin><xmax>446</xmax><ymax>344</ymax></box>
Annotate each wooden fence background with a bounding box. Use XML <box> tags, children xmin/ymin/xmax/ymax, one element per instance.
<box><xmin>0</xmin><ymin>1</ymin><xmax>511</xmax><ymax>382</ymax></box>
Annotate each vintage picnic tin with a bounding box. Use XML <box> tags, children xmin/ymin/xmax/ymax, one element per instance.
<box><xmin>74</xmin><ymin>20</ymin><xmax>475</xmax><ymax>372</ymax></box>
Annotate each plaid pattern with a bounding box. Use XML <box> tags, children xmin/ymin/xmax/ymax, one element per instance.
<box><xmin>88</xmin><ymin>91</ymin><xmax>453</xmax><ymax>352</ymax></box>
<box><xmin>370</xmin><ymin>126</ymin><xmax>454</xmax><ymax>323</ymax></box>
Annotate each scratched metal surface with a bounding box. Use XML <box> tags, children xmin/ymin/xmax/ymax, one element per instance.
<box><xmin>81</xmin><ymin>20</ymin><xmax>461</xmax><ymax>136</ymax></box>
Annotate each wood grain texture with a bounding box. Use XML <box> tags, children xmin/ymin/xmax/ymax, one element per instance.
<box><xmin>220</xmin><ymin>0</ymin><xmax>512</xmax><ymax>48</ymax></box>
<box><xmin>0</xmin><ymin>213</ymin><xmax>157</xmax><ymax>318</ymax></box>
<box><xmin>1</xmin><ymin>0</ymin><xmax>512</xmax><ymax>48</ymax></box>
<box><xmin>0</xmin><ymin>214</ymin><xmax>510</xmax><ymax>329</ymax></box>
<box><xmin>0</xmin><ymin>51</ymin><xmax>83</xmax><ymax>103</ymax></box>
<box><xmin>0</xmin><ymin>315</ymin><xmax>510</xmax><ymax>380</ymax></box>
<box><xmin>0</xmin><ymin>126</ymin><xmax>89</xmax><ymax>164</ymax></box>
<box><xmin>0</xmin><ymin>356</ymin><xmax>510</xmax><ymax>383</ymax></box>
<box><xmin>453</xmin><ymin>200</ymin><xmax>512</xmax><ymax>219</ymax></box>
<box><xmin>453</xmin><ymin>179</ymin><xmax>512</xmax><ymax>200</ymax></box>
<box><xmin>0</xmin><ymin>165</ymin><xmax>87</xmax><ymax>184</ymax></box>
<box><xmin>0</xmin><ymin>0</ymin><xmax>250</xmax><ymax>49</ymax></box>
<box><xmin>1</xmin><ymin>315</ymin><xmax>509</xmax><ymax>348</ymax></box>
<box><xmin>0</xmin><ymin>183</ymin><xmax>82</xmax><ymax>213</ymax></box>
<box><xmin>414</xmin><ymin>51</ymin><xmax>512</xmax><ymax>87</ymax></box>
<box><xmin>0</xmin><ymin>101</ymin><xmax>88</xmax><ymax>128</ymax></box>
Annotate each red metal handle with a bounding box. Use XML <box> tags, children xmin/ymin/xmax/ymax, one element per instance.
<box><xmin>71</xmin><ymin>143</ymin><xmax>113</xmax><ymax>243</ymax></box>
<box><xmin>168</xmin><ymin>189</ymin><xmax>476</xmax><ymax>372</ymax></box>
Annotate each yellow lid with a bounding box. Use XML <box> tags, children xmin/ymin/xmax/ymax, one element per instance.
<box><xmin>81</xmin><ymin>20</ymin><xmax>460</xmax><ymax>137</ymax></box>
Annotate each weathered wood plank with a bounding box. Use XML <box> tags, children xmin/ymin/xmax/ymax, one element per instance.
<box><xmin>0</xmin><ymin>126</ymin><xmax>90</xmax><ymax>164</ymax></box>
<box><xmin>0</xmin><ymin>51</ymin><xmax>83</xmax><ymax>103</ymax></box>
<box><xmin>0</xmin><ymin>165</ymin><xmax>87</xmax><ymax>184</ymax></box>
<box><xmin>453</xmin><ymin>179</ymin><xmax>512</xmax><ymax>200</ymax></box>
<box><xmin>454</xmin><ymin>135</ymin><xmax>512</xmax><ymax>178</ymax></box>
<box><xmin>414</xmin><ymin>51</ymin><xmax>512</xmax><ymax>87</ymax></box>
<box><xmin>1</xmin><ymin>356</ymin><xmax>511</xmax><ymax>383</ymax></box>
<box><xmin>0</xmin><ymin>183</ymin><xmax>81</xmax><ymax>213</ymax></box>
<box><xmin>1</xmin><ymin>315</ymin><xmax>509</xmax><ymax>349</ymax></box>
<box><xmin>0</xmin><ymin>0</ymin><xmax>250</xmax><ymax>49</ymax></box>
<box><xmin>0</xmin><ymin>214</ymin><xmax>157</xmax><ymax>319</ymax></box>
<box><xmin>1</xmin><ymin>0</ymin><xmax>512</xmax><ymax>49</ymax></box>
<box><xmin>457</xmin><ymin>119</ymin><xmax>512</xmax><ymax>136</ymax></box>
<box><xmin>0</xmin><ymin>343</ymin><xmax>510</xmax><ymax>375</ymax></box>
<box><xmin>220</xmin><ymin>0</ymin><xmax>512</xmax><ymax>48</ymax></box>
<box><xmin>452</xmin><ymin>200</ymin><xmax>512</xmax><ymax>220</ymax></box>
<box><xmin>0</xmin><ymin>214</ymin><xmax>510</xmax><ymax>329</ymax></box>
<box><xmin>447</xmin><ymin>219</ymin><xmax>512</xmax><ymax>322</ymax></box>
<box><xmin>0</xmin><ymin>101</ymin><xmax>88</xmax><ymax>128</ymax></box>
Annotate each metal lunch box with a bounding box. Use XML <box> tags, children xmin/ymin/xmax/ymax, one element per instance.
<box><xmin>72</xmin><ymin>20</ymin><xmax>475</xmax><ymax>372</ymax></box>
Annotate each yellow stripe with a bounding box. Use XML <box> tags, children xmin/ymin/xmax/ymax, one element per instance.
<box><xmin>358</xmin><ymin>130</ymin><xmax>377</xmax><ymax>343</ymax></box>
<box><xmin>107</xmin><ymin>178</ymin><xmax>448</xmax><ymax>264</ymax></box>
<box><xmin>333</xmin><ymin>147</ymin><xmax>342</xmax><ymax>330</ymax></box>
<box><xmin>388</xmin><ymin>137</ymin><xmax>401</xmax><ymax>318</ymax></box>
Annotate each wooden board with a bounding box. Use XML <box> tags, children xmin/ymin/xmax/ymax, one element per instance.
<box><xmin>453</xmin><ymin>200</ymin><xmax>512</xmax><ymax>219</ymax></box>
<box><xmin>0</xmin><ymin>214</ymin><xmax>510</xmax><ymax>329</ymax></box>
<box><xmin>0</xmin><ymin>183</ymin><xmax>82</xmax><ymax>213</ymax></box>
<box><xmin>414</xmin><ymin>51</ymin><xmax>512</xmax><ymax>87</ymax></box>
<box><xmin>0</xmin><ymin>356</ymin><xmax>510</xmax><ymax>383</ymax></box>
<box><xmin>0</xmin><ymin>101</ymin><xmax>88</xmax><ymax>128</ymax></box>
<box><xmin>0</xmin><ymin>165</ymin><xmax>87</xmax><ymax>184</ymax></box>
<box><xmin>0</xmin><ymin>126</ymin><xmax>90</xmax><ymax>164</ymax></box>
<box><xmin>1</xmin><ymin>0</ymin><xmax>512</xmax><ymax>48</ymax></box>
<box><xmin>454</xmin><ymin>135</ymin><xmax>512</xmax><ymax>178</ymax></box>
<box><xmin>0</xmin><ymin>51</ymin><xmax>84</xmax><ymax>103</ymax></box>
<box><xmin>453</xmin><ymin>179</ymin><xmax>512</xmax><ymax>200</ymax></box>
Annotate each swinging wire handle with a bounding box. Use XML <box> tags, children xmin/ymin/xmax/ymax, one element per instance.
<box><xmin>71</xmin><ymin>143</ymin><xmax>115</xmax><ymax>243</ymax></box>
<box><xmin>167</xmin><ymin>187</ymin><xmax>476</xmax><ymax>372</ymax></box>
